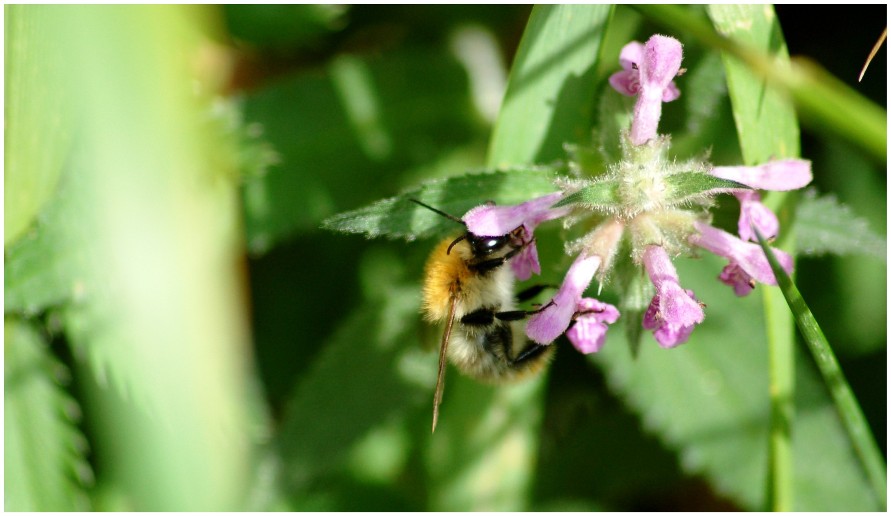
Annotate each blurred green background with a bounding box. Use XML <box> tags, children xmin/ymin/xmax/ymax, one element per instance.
<box><xmin>5</xmin><ymin>4</ymin><xmax>885</xmax><ymax>511</ymax></box>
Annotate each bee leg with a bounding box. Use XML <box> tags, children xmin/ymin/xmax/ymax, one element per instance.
<box><xmin>493</xmin><ymin>299</ymin><xmax>556</xmax><ymax>322</ymax></box>
<box><xmin>512</xmin><ymin>341</ymin><xmax>552</xmax><ymax>365</ymax></box>
<box><xmin>515</xmin><ymin>284</ymin><xmax>556</xmax><ymax>303</ymax></box>
<box><xmin>492</xmin><ymin>310</ymin><xmax>528</xmax><ymax>321</ymax></box>
<box><xmin>459</xmin><ymin>307</ymin><xmax>496</xmax><ymax>326</ymax></box>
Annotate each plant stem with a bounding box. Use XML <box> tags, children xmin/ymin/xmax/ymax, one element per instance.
<box><xmin>763</xmin><ymin>286</ymin><xmax>794</xmax><ymax>511</ymax></box>
<box><xmin>756</xmin><ymin>229</ymin><xmax>887</xmax><ymax>510</ymax></box>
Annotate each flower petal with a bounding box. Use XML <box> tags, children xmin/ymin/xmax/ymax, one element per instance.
<box><xmin>662</xmin><ymin>81</ymin><xmax>681</xmax><ymax>102</ymax></box>
<box><xmin>511</xmin><ymin>228</ymin><xmax>541</xmax><ymax>281</ymax></box>
<box><xmin>608</xmin><ymin>69</ymin><xmax>640</xmax><ymax>97</ymax></box>
<box><xmin>566</xmin><ymin>298</ymin><xmax>620</xmax><ymax>354</ymax></box>
<box><xmin>639</xmin><ymin>35</ymin><xmax>683</xmax><ymax>90</ymax></box>
<box><xmin>642</xmin><ymin>290</ymin><xmax>699</xmax><ymax>348</ymax></box>
<box><xmin>693</xmin><ymin>221</ymin><xmax>794</xmax><ymax>286</ymax></box>
<box><xmin>629</xmin><ymin>35</ymin><xmax>684</xmax><ymax>145</ymax></box>
<box><xmin>463</xmin><ymin>192</ymin><xmax>567</xmax><ymax>237</ymax></box>
<box><xmin>618</xmin><ymin>41</ymin><xmax>643</xmax><ymax>70</ymax></box>
<box><xmin>642</xmin><ymin>245</ymin><xmax>704</xmax><ymax>347</ymax></box>
<box><xmin>526</xmin><ymin>253</ymin><xmax>601</xmax><ymax>344</ymax></box>
<box><xmin>736</xmin><ymin>191</ymin><xmax>779</xmax><ymax>242</ymax></box>
<box><xmin>719</xmin><ymin>263</ymin><xmax>756</xmax><ymax>296</ymax></box>
<box><xmin>711</xmin><ymin>159</ymin><xmax>812</xmax><ymax>191</ymax></box>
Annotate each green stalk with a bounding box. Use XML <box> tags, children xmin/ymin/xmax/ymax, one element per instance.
<box><xmin>763</xmin><ymin>285</ymin><xmax>794</xmax><ymax>511</ymax></box>
<box><xmin>755</xmin><ymin>228</ymin><xmax>887</xmax><ymax>510</ymax></box>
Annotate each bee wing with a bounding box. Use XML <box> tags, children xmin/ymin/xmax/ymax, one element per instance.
<box><xmin>432</xmin><ymin>293</ymin><xmax>458</xmax><ymax>433</ymax></box>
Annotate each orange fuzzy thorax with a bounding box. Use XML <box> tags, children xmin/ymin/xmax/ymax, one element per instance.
<box><xmin>421</xmin><ymin>238</ymin><xmax>472</xmax><ymax>322</ymax></box>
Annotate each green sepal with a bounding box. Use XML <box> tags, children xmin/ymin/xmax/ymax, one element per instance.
<box><xmin>612</xmin><ymin>248</ymin><xmax>653</xmax><ymax>358</ymax></box>
<box><xmin>551</xmin><ymin>180</ymin><xmax>622</xmax><ymax>209</ymax></box>
<box><xmin>664</xmin><ymin>172</ymin><xmax>749</xmax><ymax>204</ymax></box>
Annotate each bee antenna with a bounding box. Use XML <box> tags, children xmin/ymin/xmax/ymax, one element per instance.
<box><xmin>409</xmin><ymin>198</ymin><xmax>466</xmax><ymax>226</ymax></box>
<box><xmin>446</xmin><ymin>234</ymin><xmax>466</xmax><ymax>255</ymax></box>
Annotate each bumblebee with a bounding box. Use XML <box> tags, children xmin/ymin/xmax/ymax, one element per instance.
<box><xmin>411</xmin><ymin>200</ymin><xmax>554</xmax><ymax>432</ymax></box>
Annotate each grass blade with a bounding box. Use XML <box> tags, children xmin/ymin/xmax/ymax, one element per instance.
<box><xmin>754</xmin><ymin>228</ymin><xmax>887</xmax><ymax>510</ymax></box>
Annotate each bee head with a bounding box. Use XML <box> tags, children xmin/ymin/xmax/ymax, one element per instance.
<box><xmin>409</xmin><ymin>198</ymin><xmax>520</xmax><ymax>257</ymax></box>
<box><xmin>464</xmin><ymin>233</ymin><xmax>510</xmax><ymax>257</ymax></box>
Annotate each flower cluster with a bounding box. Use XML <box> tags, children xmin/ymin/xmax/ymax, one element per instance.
<box><xmin>462</xmin><ymin>34</ymin><xmax>812</xmax><ymax>352</ymax></box>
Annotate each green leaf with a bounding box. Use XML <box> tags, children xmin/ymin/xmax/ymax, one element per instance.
<box><xmin>4</xmin><ymin>6</ymin><xmax>265</xmax><ymax>510</ymax></box>
<box><xmin>793</xmin><ymin>189</ymin><xmax>886</xmax><ymax>259</ymax></box>
<box><xmin>5</xmin><ymin>145</ymin><xmax>94</xmax><ymax>315</ymax></box>
<box><xmin>241</xmin><ymin>48</ymin><xmax>481</xmax><ymax>254</ymax></box>
<box><xmin>552</xmin><ymin>180</ymin><xmax>620</xmax><ymax>209</ymax></box>
<box><xmin>594</xmin><ymin>254</ymin><xmax>881</xmax><ymax>511</ymax></box>
<box><xmin>276</xmin><ymin>278</ymin><xmax>426</xmax><ymax>488</ymax></box>
<box><xmin>594</xmin><ymin>87</ymin><xmax>634</xmax><ymax>167</ymax></box>
<box><xmin>5</xmin><ymin>6</ymin><xmax>74</xmax><ymax>247</ymax></box>
<box><xmin>5</xmin><ymin>317</ymin><xmax>91</xmax><ymax>511</ymax></box>
<box><xmin>670</xmin><ymin>47</ymin><xmax>741</xmax><ymax>162</ymax></box>
<box><xmin>426</xmin><ymin>375</ymin><xmax>548</xmax><ymax>511</ymax></box>
<box><xmin>488</xmin><ymin>4</ymin><xmax>612</xmax><ymax>167</ymax></box>
<box><xmin>321</xmin><ymin>168</ymin><xmax>560</xmax><ymax>240</ymax></box>
<box><xmin>681</xmin><ymin>50</ymin><xmax>728</xmax><ymax>143</ymax></box>
<box><xmin>223</xmin><ymin>4</ymin><xmax>347</xmax><ymax>51</ymax></box>
<box><xmin>706</xmin><ymin>5</ymin><xmax>800</xmax><ymax>163</ymax></box>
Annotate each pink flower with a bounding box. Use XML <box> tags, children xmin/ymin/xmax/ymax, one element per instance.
<box><xmin>609</xmin><ymin>35</ymin><xmax>684</xmax><ymax>146</ymax></box>
<box><xmin>642</xmin><ymin>288</ymin><xmax>701</xmax><ymax>348</ymax></box>
<box><xmin>463</xmin><ymin>192</ymin><xmax>571</xmax><ymax>280</ymax></box>
<box><xmin>566</xmin><ymin>298</ymin><xmax>620</xmax><ymax>354</ymax></box>
<box><xmin>526</xmin><ymin>253</ymin><xmax>602</xmax><ymax>344</ymax></box>
<box><xmin>710</xmin><ymin>160</ymin><xmax>812</xmax><ymax>191</ymax></box>
<box><xmin>692</xmin><ymin>221</ymin><xmax>794</xmax><ymax>296</ymax></box>
<box><xmin>609</xmin><ymin>41</ymin><xmax>680</xmax><ymax>101</ymax></box>
<box><xmin>711</xmin><ymin>159</ymin><xmax>812</xmax><ymax>242</ymax></box>
<box><xmin>642</xmin><ymin>245</ymin><xmax>704</xmax><ymax>348</ymax></box>
<box><xmin>735</xmin><ymin>190</ymin><xmax>779</xmax><ymax>242</ymax></box>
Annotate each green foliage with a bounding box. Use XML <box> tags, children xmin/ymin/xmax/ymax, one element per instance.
<box><xmin>707</xmin><ymin>5</ymin><xmax>800</xmax><ymax>510</ymax></box>
<box><xmin>5</xmin><ymin>4</ymin><xmax>885</xmax><ymax>513</ymax></box>
<box><xmin>5</xmin><ymin>318</ymin><xmax>92</xmax><ymax>511</ymax></box>
<box><xmin>4</xmin><ymin>6</ymin><xmax>74</xmax><ymax>247</ymax></box>
<box><xmin>755</xmin><ymin>229</ymin><xmax>886</xmax><ymax>509</ymax></box>
<box><xmin>553</xmin><ymin>179</ymin><xmax>621</xmax><ymax>209</ymax></box>
<box><xmin>706</xmin><ymin>5</ymin><xmax>800</xmax><ymax>163</ymax></box>
<box><xmin>224</xmin><ymin>4</ymin><xmax>346</xmax><ymax>51</ymax></box>
<box><xmin>241</xmin><ymin>48</ymin><xmax>483</xmax><ymax>254</ymax></box>
<box><xmin>6</xmin><ymin>5</ymin><xmax>264</xmax><ymax>511</ymax></box>
<box><xmin>595</xmin><ymin>254</ymin><xmax>879</xmax><ymax>511</ymax></box>
<box><xmin>794</xmin><ymin>190</ymin><xmax>887</xmax><ymax>259</ymax></box>
<box><xmin>321</xmin><ymin>168</ymin><xmax>560</xmax><ymax>240</ymax></box>
<box><xmin>488</xmin><ymin>5</ymin><xmax>612</xmax><ymax>167</ymax></box>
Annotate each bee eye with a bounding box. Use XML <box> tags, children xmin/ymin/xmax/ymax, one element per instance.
<box><xmin>468</xmin><ymin>234</ymin><xmax>508</xmax><ymax>255</ymax></box>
